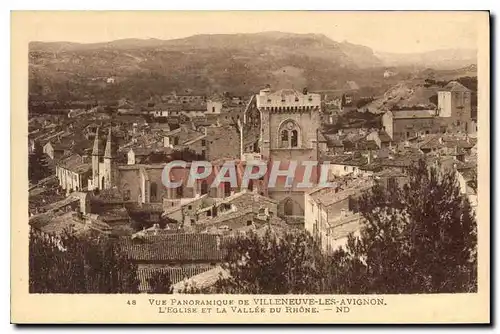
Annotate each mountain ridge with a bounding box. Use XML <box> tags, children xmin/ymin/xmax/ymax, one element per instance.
<box><xmin>28</xmin><ymin>32</ymin><xmax>477</xmax><ymax>102</ymax></box>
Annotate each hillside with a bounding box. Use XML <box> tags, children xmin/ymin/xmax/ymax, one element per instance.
<box><xmin>28</xmin><ymin>32</ymin><xmax>388</xmax><ymax>103</ymax></box>
<box><xmin>29</xmin><ymin>32</ymin><xmax>477</xmax><ymax>104</ymax></box>
<box><xmin>376</xmin><ymin>48</ymin><xmax>477</xmax><ymax>70</ymax></box>
<box><xmin>363</xmin><ymin>74</ymin><xmax>478</xmax><ymax>114</ymax></box>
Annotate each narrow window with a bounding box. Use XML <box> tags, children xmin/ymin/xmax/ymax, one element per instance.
<box><xmin>281</xmin><ymin>130</ymin><xmax>289</xmax><ymax>147</ymax></box>
<box><xmin>291</xmin><ymin>130</ymin><xmax>298</xmax><ymax>147</ymax></box>
<box><xmin>284</xmin><ymin>199</ymin><xmax>293</xmax><ymax>216</ymax></box>
<box><xmin>150</xmin><ymin>182</ymin><xmax>158</xmax><ymax>201</ymax></box>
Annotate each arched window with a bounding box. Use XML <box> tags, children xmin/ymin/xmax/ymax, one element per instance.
<box><xmin>291</xmin><ymin>130</ymin><xmax>298</xmax><ymax>147</ymax></box>
<box><xmin>248</xmin><ymin>179</ymin><xmax>254</xmax><ymax>192</ymax></box>
<box><xmin>281</xmin><ymin>130</ymin><xmax>289</xmax><ymax>148</ymax></box>
<box><xmin>284</xmin><ymin>198</ymin><xmax>293</xmax><ymax>216</ymax></box>
<box><xmin>278</xmin><ymin>120</ymin><xmax>301</xmax><ymax>149</ymax></box>
<box><xmin>150</xmin><ymin>182</ymin><xmax>158</xmax><ymax>202</ymax></box>
<box><xmin>281</xmin><ymin>130</ymin><xmax>288</xmax><ymax>141</ymax></box>
<box><xmin>200</xmin><ymin>180</ymin><xmax>208</xmax><ymax>195</ymax></box>
<box><xmin>101</xmin><ymin>176</ymin><xmax>105</xmax><ymax>189</ymax></box>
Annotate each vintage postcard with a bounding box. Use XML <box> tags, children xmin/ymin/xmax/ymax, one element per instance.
<box><xmin>11</xmin><ymin>11</ymin><xmax>490</xmax><ymax>324</ymax></box>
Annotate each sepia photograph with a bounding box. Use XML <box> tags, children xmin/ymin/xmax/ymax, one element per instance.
<box><xmin>11</xmin><ymin>10</ymin><xmax>490</xmax><ymax>324</ymax></box>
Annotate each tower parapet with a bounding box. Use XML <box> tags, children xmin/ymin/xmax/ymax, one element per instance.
<box><xmin>256</xmin><ymin>88</ymin><xmax>321</xmax><ymax>111</ymax></box>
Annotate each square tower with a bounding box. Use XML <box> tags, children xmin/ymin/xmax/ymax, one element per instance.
<box><xmin>256</xmin><ymin>88</ymin><xmax>322</xmax><ymax>161</ymax></box>
<box><xmin>255</xmin><ymin>87</ymin><xmax>322</xmax><ymax>216</ymax></box>
<box><xmin>438</xmin><ymin>81</ymin><xmax>472</xmax><ymax>121</ymax></box>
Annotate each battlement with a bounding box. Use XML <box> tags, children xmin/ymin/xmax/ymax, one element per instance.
<box><xmin>256</xmin><ymin>89</ymin><xmax>321</xmax><ymax>110</ymax></box>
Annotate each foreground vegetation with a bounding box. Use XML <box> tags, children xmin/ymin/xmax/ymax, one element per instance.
<box><xmin>30</xmin><ymin>160</ymin><xmax>477</xmax><ymax>294</ymax></box>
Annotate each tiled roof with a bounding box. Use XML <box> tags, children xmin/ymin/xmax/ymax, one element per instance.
<box><xmin>197</xmin><ymin>207</ymin><xmax>254</xmax><ymax>227</ymax></box>
<box><xmin>274</xmin><ymin>89</ymin><xmax>302</xmax><ymax>97</ymax></box>
<box><xmin>58</xmin><ymin>154</ymin><xmax>91</xmax><ymax>174</ymax></box>
<box><xmin>356</xmin><ymin>139</ymin><xmax>379</xmax><ymax>151</ymax></box>
<box><xmin>323</xmin><ymin>134</ymin><xmax>344</xmax><ymax>148</ymax></box>
<box><xmin>119</xmin><ymin>233</ymin><xmax>225</xmax><ymax>263</ymax></box>
<box><xmin>328</xmin><ymin>213</ymin><xmax>364</xmax><ymax>240</ymax></box>
<box><xmin>172</xmin><ymin>265</ymin><xmax>230</xmax><ymax>293</ymax></box>
<box><xmin>326</xmin><ymin>154</ymin><xmax>368</xmax><ymax>166</ymax></box>
<box><xmin>392</xmin><ymin>110</ymin><xmax>435</xmax><ymax>119</ymax></box>
<box><xmin>129</xmin><ymin>147</ymin><xmax>155</xmax><ymax>156</ymax></box>
<box><xmin>137</xmin><ymin>265</ymin><xmax>214</xmax><ymax>293</ymax></box>
<box><xmin>319</xmin><ymin>183</ymin><xmax>373</xmax><ymax>207</ymax></box>
<box><xmin>438</xmin><ymin>156</ymin><xmax>472</xmax><ymax>171</ymax></box>
<box><xmin>378</xmin><ymin>130</ymin><xmax>392</xmax><ymax>142</ymax></box>
<box><xmin>216</xmin><ymin>190</ymin><xmax>278</xmax><ymax>206</ymax></box>
<box><xmin>373</xmin><ymin>168</ymin><xmax>406</xmax><ymax>179</ymax></box>
<box><xmin>441</xmin><ymin>81</ymin><xmax>471</xmax><ymax>93</ymax></box>
<box><xmin>418</xmin><ymin>135</ymin><xmax>475</xmax><ymax>150</ymax></box>
<box><xmin>29</xmin><ymin>211</ymin><xmax>87</xmax><ymax>236</ymax></box>
<box><xmin>41</xmin><ymin>195</ymin><xmax>81</xmax><ymax>212</ymax></box>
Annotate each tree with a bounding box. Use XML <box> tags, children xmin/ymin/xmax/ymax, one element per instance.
<box><xmin>212</xmin><ymin>228</ymin><xmax>327</xmax><ymax>294</ymax></box>
<box><xmin>29</xmin><ymin>228</ymin><xmax>140</xmax><ymax>293</ymax></box>
<box><xmin>29</xmin><ymin>141</ymin><xmax>50</xmax><ymax>184</ymax></box>
<box><xmin>147</xmin><ymin>271</ymin><xmax>173</xmax><ymax>294</ymax></box>
<box><xmin>331</xmin><ymin>159</ymin><xmax>477</xmax><ymax>294</ymax></box>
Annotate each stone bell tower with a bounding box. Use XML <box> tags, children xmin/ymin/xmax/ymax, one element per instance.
<box><xmin>103</xmin><ymin>127</ymin><xmax>117</xmax><ymax>190</ymax></box>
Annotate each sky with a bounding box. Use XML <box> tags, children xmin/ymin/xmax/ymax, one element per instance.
<box><xmin>17</xmin><ymin>11</ymin><xmax>481</xmax><ymax>53</ymax></box>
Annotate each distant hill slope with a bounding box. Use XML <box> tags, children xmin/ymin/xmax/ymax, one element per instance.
<box><xmin>29</xmin><ymin>32</ymin><xmax>477</xmax><ymax>103</ymax></box>
<box><xmin>363</xmin><ymin>73</ymin><xmax>478</xmax><ymax>114</ymax></box>
<box><xmin>376</xmin><ymin>48</ymin><xmax>477</xmax><ymax>70</ymax></box>
<box><xmin>30</xmin><ymin>32</ymin><xmax>383</xmax><ymax>68</ymax></box>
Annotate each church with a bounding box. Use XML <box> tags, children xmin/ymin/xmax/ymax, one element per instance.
<box><xmin>242</xmin><ymin>86</ymin><xmax>322</xmax><ymax>217</ymax></box>
<box><xmin>88</xmin><ymin>126</ymin><xmax>266</xmax><ymax>207</ymax></box>
<box><xmin>88</xmin><ymin>86</ymin><xmax>323</xmax><ymax>218</ymax></box>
